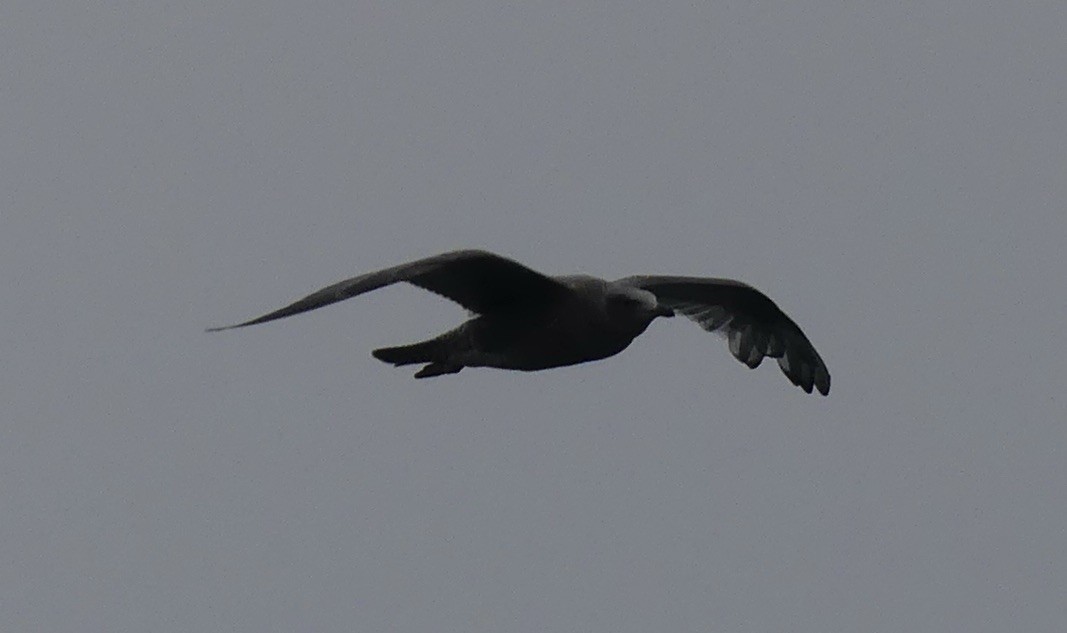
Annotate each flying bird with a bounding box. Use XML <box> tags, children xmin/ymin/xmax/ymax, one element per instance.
<box><xmin>208</xmin><ymin>250</ymin><xmax>830</xmax><ymax>395</ymax></box>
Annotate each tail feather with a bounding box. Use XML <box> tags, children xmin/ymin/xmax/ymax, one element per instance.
<box><xmin>369</xmin><ymin>341</ymin><xmax>431</xmax><ymax>365</ymax></box>
<box><xmin>374</xmin><ymin>327</ymin><xmax>470</xmax><ymax>378</ymax></box>
<box><xmin>413</xmin><ymin>362</ymin><xmax>463</xmax><ymax>378</ymax></box>
<box><xmin>372</xmin><ymin>340</ymin><xmax>442</xmax><ymax>366</ymax></box>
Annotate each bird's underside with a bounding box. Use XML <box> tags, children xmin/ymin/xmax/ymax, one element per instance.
<box><xmin>208</xmin><ymin>249</ymin><xmax>830</xmax><ymax>395</ymax></box>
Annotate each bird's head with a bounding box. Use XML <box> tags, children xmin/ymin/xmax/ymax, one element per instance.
<box><xmin>606</xmin><ymin>286</ymin><xmax>675</xmax><ymax>326</ymax></box>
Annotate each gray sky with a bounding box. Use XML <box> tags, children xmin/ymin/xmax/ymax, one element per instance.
<box><xmin>3</xmin><ymin>2</ymin><xmax>1066</xmax><ymax>631</ymax></box>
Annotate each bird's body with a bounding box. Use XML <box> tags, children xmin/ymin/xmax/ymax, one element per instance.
<box><xmin>209</xmin><ymin>250</ymin><xmax>830</xmax><ymax>395</ymax></box>
<box><xmin>381</xmin><ymin>275</ymin><xmax>665</xmax><ymax>376</ymax></box>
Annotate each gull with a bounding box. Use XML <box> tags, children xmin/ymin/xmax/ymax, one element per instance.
<box><xmin>208</xmin><ymin>250</ymin><xmax>830</xmax><ymax>395</ymax></box>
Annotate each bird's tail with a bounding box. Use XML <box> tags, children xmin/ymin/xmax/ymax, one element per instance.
<box><xmin>373</xmin><ymin>339</ymin><xmax>463</xmax><ymax>379</ymax></box>
<box><xmin>372</xmin><ymin>339</ymin><xmax>442</xmax><ymax>366</ymax></box>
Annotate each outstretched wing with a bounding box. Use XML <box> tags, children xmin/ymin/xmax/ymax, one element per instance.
<box><xmin>208</xmin><ymin>250</ymin><xmax>571</xmax><ymax>331</ymax></box>
<box><xmin>617</xmin><ymin>276</ymin><xmax>830</xmax><ymax>395</ymax></box>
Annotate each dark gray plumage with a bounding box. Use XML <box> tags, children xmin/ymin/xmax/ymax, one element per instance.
<box><xmin>208</xmin><ymin>250</ymin><xmax>830</xmax><ymax>395</ymax></box>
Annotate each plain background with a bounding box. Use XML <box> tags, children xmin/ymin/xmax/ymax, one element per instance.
<box><xmin>3</xmin><ymin>2</ymin><xmax>1065</xmax><ymax>631</ymax></box>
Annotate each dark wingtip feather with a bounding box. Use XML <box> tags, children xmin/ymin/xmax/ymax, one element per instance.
<box><xmin>204</xmin><ymin>317</ymin><xmax>267</xmax><ymax>332</ymax></box>
<box><xmin>815</xmin><ymin>367</ymin><xmax>831</xmax><ymax>396</ymax></box>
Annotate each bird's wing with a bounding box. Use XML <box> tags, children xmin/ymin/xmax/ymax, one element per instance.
<box><xmin>617</xmin><ymin>276</ymin><xmax>830</xmax><ymax>395</ymax></box>
<box><xmin>208</xmin><ymin>250</ymin><xmax>571</xmax><ymax>331</ymax></box>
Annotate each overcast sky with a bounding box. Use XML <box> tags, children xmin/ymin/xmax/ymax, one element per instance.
<box><xmin>2</xmin><ymin>2</ymin><xmax>1066</xmax><ymax>632</ymax></box>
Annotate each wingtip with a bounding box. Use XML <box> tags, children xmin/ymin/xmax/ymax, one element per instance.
<box><xmin>205</xmin><ymin>316</ymin><xmax>266</xmax><ymax>332</ymax></box>
<box><xmin>205</xmin><ymin>324</ymin><xmax>240</xmax><ymax>333</ymax></box>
